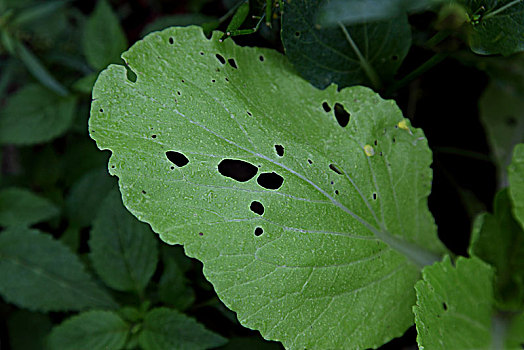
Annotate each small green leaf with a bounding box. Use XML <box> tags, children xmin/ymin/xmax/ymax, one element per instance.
<box><xmin>89</xmin><ymin>26</ymin><xmax>445</xmax><ymax>349</ymax></box>
<box><xmin>459</xmin><ymin>0</ymin><xmax>524</xmax><ymax>56</ymax></box>
<box><xmin>414</xmin><ymin>256</ymin><xmax>494</xmax><ymax>349</ymax></box>
<box><xmin>89</xmin><ymin>190</ymin><xmax>158</xmax><ymax>293</ymax></box>
<box><xmin>47</xmin><ymin>310</ymin><xmax>129</xmax><ymax>350</ymax></box>
<box><xmin>469</xmin><ymin>189</ymin><xmax>524</xmax><ymax>310</ymax></box>
<box><xmin>479</xmin><ymin>84</ymin><xmax>524</xmax><ymax>187</ymax></box>
<box><xmin>7</xmin><ymin>310</ymin><xmax>52</xmax><ymax>350</ymax></box>
<box><xmin>158</xmin><ymin>247</ymin><xmax>195</xmax><ymax>310</ymax></box>
<box><xmin>83</xmin><ymin>0</ymin><xmax>127</xmax><ymax>70</ymax></box>
<box><xmin>138</xmin><ymin>307</ymin><xmax>227</xmax><ymax>350</ymax></box>
<box><xmin>0</xmin><ymin>187</ymin><xmax>59</xmax><ymax>227</ymax></box>
<box><xmin>0</xmin><ymin>84</ymin><xmax>77</xmax><ymax>145</ymax></box>
<box><xmin>65</xmin><ymin>168</ymin><xmax>117</xmax><ymax>228</ymax></box>
<box><xmin>509</xmin><ymin>143</ymin><xmax>524</xmax><ymax>227</ymax></box>
<box><xmin>72</xmin><ymin>72</ymin><xmax>98</xmax><ymax>94</ymax></box>
<box><xmin>282</xmin><ymin>0</ymin><xmax>411</xmax><ymax>89</ymax></box>
<box><xmin>0</xmin><ymin>227</ymin><xmax>117</xmax><ymax>311</ymax></box>
<box><xmin>415</xmin><ymin>256</ymin><xmax>524</xmax><ymax>349</ymax></box>
<box><xmin>317</xmin><ymin>0</ymin><xmax>440</xmax><ymax>25</ymax></box>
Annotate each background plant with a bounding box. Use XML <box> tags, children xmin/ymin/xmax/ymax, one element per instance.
<box><xmin>0</xmin><ymin>0</ymin><xmax>523</xmax><ymax>349</ymax></box>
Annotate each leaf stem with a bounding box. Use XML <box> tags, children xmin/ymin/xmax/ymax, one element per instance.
<box><xmin>483</xmin><ymin>0</ymin><xmax>522</xmax><ymax>20</ymax></box>
<box><xmin>387</xmin><ymin>53</ymin><xmax>447</xmax><ymax>94</ymax></box>
<box><xmin>337</xmin><ymin>22</ymin><xmax>382</xmax><ymax>90</ymax></box>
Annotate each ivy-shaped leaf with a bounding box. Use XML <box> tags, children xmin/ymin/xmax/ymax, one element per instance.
<box><xmin>281</xmin><ymin>0</ymin><xmax>412</xmax><ymax>89</ymax></box>
<box><xmin>459</xmin><ymin>0</ymin><xmax>524</xmax><ymax>56</ymax></box>
<box><xmin>89</xmin><ymin>26</ymin><xmax>445</xmax><ymax>349</ymax></box>
<box><xmin>414</xmin><ymin>256</ymin><xmax>524</xmax><ymax>349</ymax></box>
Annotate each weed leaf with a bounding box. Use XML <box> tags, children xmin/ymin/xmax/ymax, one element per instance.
<box><xmin>0</xmin><ymin>187</ymin><xmax>59</xmax><ymax>227</ymax></box>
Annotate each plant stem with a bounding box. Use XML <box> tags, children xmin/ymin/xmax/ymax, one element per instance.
<box><xmin>484</xmin><ymin>0</ymin><xmax>522</xmax><ymax>20</ymax></box>
<box><xmin>387</xmin><ymin>53</ymin><xmax>447</xmax><ymax>94</ymax></box>
<box><xmin>338</xmin><ymin>22</ymin><xmax>382</xmax><ymax>90</ymax></box>
<box><xmin>424</xmin><ymin>30</ymin><xmax>452</xmax><ymax>48</ymax></box>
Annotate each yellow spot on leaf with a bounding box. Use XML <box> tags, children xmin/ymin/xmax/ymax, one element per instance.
<box><xmin>364</xmin><ymin>145</ymin><xmax>375</xmax><ymax>157</ymax></box>
<box><xmin>397</xmin><ymin>120</ymin><xmax>409</xmax><ymax>131</ymax></box>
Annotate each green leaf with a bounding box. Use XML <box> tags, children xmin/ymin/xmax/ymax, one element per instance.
<box><xmin>72</xmin><ymin>72</ymin><xmax>98</xmax><ymax>94</ymax></box>
<box><xmin>317</xmin><ymin>0</ymin><xmax>439</xmax><ymax>25</ymax></box>
<box><xmin>0</xmin><ymin>187</ymin><xmax>59</xmax><ymax>227</ymax></box>
<box><xmin>89</xmin><ymin>190</ymin><xmax>158</xmax><ymax>293</ymax></box>
<box><xmin>509</xmin><ymin>143</ymin><xmax>524</xmax><ymax>227</ymax></box>
<box><xmin>15</xmin><ymin>41</ymin><xmax>68</xmax><ymax>96</ymax></box>
<box><xmin>48</xmin><ymin>310</ymin><xmax>129</xmax><ymax>350</ymax></box>
<box><xmin>7</xmin><ymin>310</ymin><xmax>53</xmax><ymax>350</ymax></box>
<box><xmin>158</xmin><ymin>246</ymin><xmax>195</xmax><ymax>310</ymax></box>
<box><xmin>459</xmin><ymin>0</ymin><xmax>524</xmax><ymax>56</ymax></box>
<box><xmin>479</xmin><ymin>83</ymin><xmax>524</xmax><ymax>187</ymax></box>
<box><xmin>0</xmin><ymin>227</ymin><xmax>117</xmax><ymax>311</ymax></box>
<box><xmin>0</xmin><ymin>84</ymin><xmax>77</xmax><ymax>145</ymax></box>
<box><xmin>12</xmin><ymin>0</ymin><xmax>71</xmax><ymax>26</ymax></box>
<box><xmin>138</xmin><ymin>307</ymin><xmax>227</xmax><ymax>350</ymax></box>
<box><xmin>65</xmin><ymin>168</ymin><xmax>117</xmax><ymax>228</ymax></box>
<box><xmin>414</xmin><ymin>256</ymin><xmax>495</xmax><ymax>349</ymax></box>
<box><xmin>281</xmin><ymin>0</ymin><xmax>412</xmax><ymax>89</ymax></box>
<box><xmin>218</xmin><ymin>337</ymin><xmax>283</xmax><ymax>350</ymax></box>
<box><xmin>83</xmin><ymin>0</ymin><xmax>127</xmax><ymax>71</ymax></box>
<box><xmin>469</xmin><ymin>189</ymin><xmax>524</xmax><ymax>310</ymax></box>
<box><xmin>89</xmin><ymin>26</ymin><xmax>445</xmax><ymax>349</ymax></box>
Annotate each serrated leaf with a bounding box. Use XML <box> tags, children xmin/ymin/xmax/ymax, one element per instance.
<box><xmin>138</xmin><ymin>307</ymin><xmax>227</xmax><ymax>350</ymax></box>
<box><xmin>0</xmin><ymin>227</ymin><xmax>117</xmax><ymax>311</ymax></box>
<box><xmin>0</xmin><ymin>187</ymin><xmax>59</xmax><ymax>227</ymax></box>
<box><xmin>47</xmin><ymin>310</ymin><xmax>129</xmax><ymax>350</ymax></box>
<box><xmin>479</xmin><ymin>84</ymin><xmax>524</xmax><ymax>187</ymax></box>
<box><xmin>469</xmin><ymin>189</ymin><xmax>524</xmax><ymax>310</ymax></box>
<box><xmin>89</xmin><ymin>190</ymin><xmax>158</xmax><ymax>293</ymax></box>
<box><xmin>83</xmin><ymin>0</ymin><xmax>127</xmax><ymax>71</ymax></box>
<box><xmin>159</xmin><ymin>247</ymin><xmax>195</xmax><ymax>310</ymax></box>
<box><xmin>281</xmin><ymin>0</ymin><xmax>412</xmax><ymax>89</ymax></box>
<box><xmin>89</xmin><ymin>26</ymin><xmax>445</xmax><ymax>349</ymax></box>
<box><xmin>317</xmin><ymin>0</ymin><xmax>440</xmax><ymax>25</ymax></box>
<box><xmin>7</xmin><ymin>310</ymin><xmax>52</xmax><ymax>350</ymax></box>
<box><xmin>414</xmin><ymin>256</ymin><xmax>524</xmax><ymax>349</ymax></box>
<box><xmin>65</xmin><ymin>168</ymin><xmax>117</xmax><ymax>228</ymax></box>
<box><xmin>459</xmin><ymin>0</ymin><xmax>524</xmax><ymax>56</ymax></box>
<box><xmin>0</xmin><ymin>84</ymin><xmax>76</xmax><ymax>145</ymax></box>
<box><xmin>509</xmin><ymin>144</ymin><xmax>524</xmax><ymax>227</ymax></box>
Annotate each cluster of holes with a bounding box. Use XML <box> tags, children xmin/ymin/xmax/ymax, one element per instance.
<box><xmin>215</xmin><ymin>54</ymin><xmax>238</xmax><ymax>69</ymax></box>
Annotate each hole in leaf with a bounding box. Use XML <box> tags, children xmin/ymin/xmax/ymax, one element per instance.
<box><xmin>442</xmin><ymin>302</ymin><xmax>448</xmax><ymax>311</ymax></box>
<box><xmin>177</xmin><ymin>91</ymin><xmax>181</xmax><ymax>95</ymax></box>
<box><xmin>257</xmin><ymin>172</ymin><xmax>284</xmax><ymax>190</ymax></box>
<box><xmin>151</xmin><ymin>135</ymin><xmax>157</xmax><ymax>138</ymax></box>
<box><xmin>392</xmin><ymin>137</ymin><xmax>396</xmax><ymax>143</ymax></box>
<box><xmin>329</xmin><ymin>164</ymin><xmax>342</xmax><ymax>175</ymax></box>
<box><xmin>392</xmin><ymin>55</ymin><xmax>399</xmax><ymax>61</ymax></box>
<box><xmin>168</xmin><ymin>37</ymin><xmax>174</xmax><ymax>44</ymax></box>
<box><xmin>250</xmin><ymin>201</ymin><xmax>264</xmax><ymax>215</ymax></box>
<box><xmin>322</xmin><ymin>102</ymin><xmax>331</xmax><ymax>112</ymax></box>
<box><xmin>170</xmin><ymin>166</ymin><xmax>175</xmax><ymax>170</ymax></box>
<box><xmin>334</xmin><ymin>103</ymin><xmax>350</xmax><ymax>127</ymax></box>
<box><xmin>211</xmin><ymin>79</ymin><xmax>216</xmax><ymax>83</ymax></box>
<box><xmin>335</xmin><ymin>190</ymin><xmax>339</xmax><ymax>195</ymax></box>
<box><xmin>166</xmin><ymin>151</ymin><xmax>189</xmax><ymax>167</ymax></box>
<box><xmin>218</xmin><ymin>159</ymin><xmax>258</xmax><ymax>182</ymax></box>
<box><xmin>308</xmin><ymin>159</ymin><xmax>313</xmax><ymax>164</ymax></box>
<box><xmin>225</xmin><ymin>77</ymin><xmax>229</xmax><ymax>82</ymax></box>
<box><xmin>198</xmin><ymin>232</ymin><xmax>204</xmax><ymax>236</ymax></box>
<box><xmin>215</xmin><ymin>54</ymin><xmax>226</xmax><ymax>64</ymax></box>
<box><xmin>99</xmin><ymin>108</ymin><xmax>104</xmax><ymax>112</ymax></box>
<box><xmin>255</xmin><ymin>227</ymin><xmax>263</xmax><ymax>236</ymax></box>
<box><xmin>142</xmin><ymin>190</ymin><xmax>146</xmax><ymax>194</ymax></box>
<box><xmin>228</xmin><ymin>58</ymin><xmax>238</xmax><ymax>69</ymax></box>
<box><xmin>200</xmin><ymin>51</ymin><xmax>204</xmax><ymax>55</ymax></box>
<box><xmin>372</xmin><ymin>192</ymin><xmax>377</xmax><ymax>200</ymax></box>
<box><xmin>374</xmin><ymin>140</ymin><xmax>378</xmax><ymax>146</ymax></box>
<box><xmin>295</xmin><ymin>31</ymin><xmax>300</xmax><ymax>37</ymax></box>
<box><xmin>125</xmin><ymin>65</ymin><xmax>137</xmax><ymax>83</ymax></box>
<box><xmin>259</xmin><ymin>55</ymin><xmax>265</xmax><ymax>61</ymax></box>
<box><xmin>275</xmin><ymin>145</ymin><xmax>284</xmax><ymax>157</ymax></box>
<box><xmin>247</xmin><ymin>111</ymin><xmax>252</xmax><ymax>116</ymax></box>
